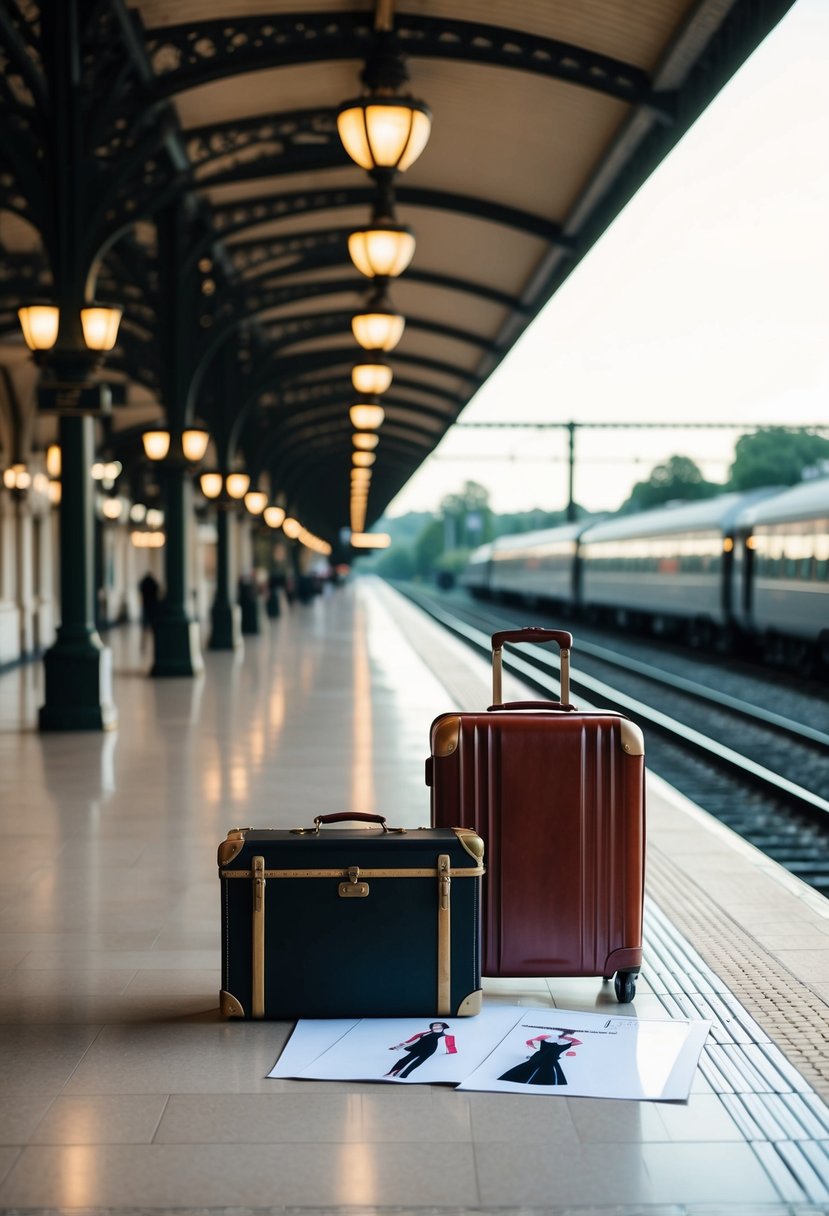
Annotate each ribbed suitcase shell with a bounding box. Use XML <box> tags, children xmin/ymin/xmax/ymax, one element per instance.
<box><xmin>427</xmin><ymin>630</ymin><xmax>644</xmax><ymax>985</ymax></box>
<box><xmin>218</xmin><ymin>822</ymin><xmax>484</xmax><ymax>1019</ymax></box>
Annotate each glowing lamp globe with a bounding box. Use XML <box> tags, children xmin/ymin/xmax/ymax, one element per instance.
<box><xmin>349</xmin><ymin>403</ymin><xmax>385</xmax><ymax>431</ymax></box>
<box><xmin>348</xmin><ymin>222</ymin><xmax>415</xmax><ymax>279</ymax></box>
<box><xmin>337</xmin><ymin>97</ymin><xmax>431</xmax><ymax>172</ymax></box>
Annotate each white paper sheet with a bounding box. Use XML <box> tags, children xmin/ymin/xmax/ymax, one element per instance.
<box><xmin>267</xmin><ymin>1018</ymin><xmax>360</xmax><ymax>1078</ymax></box>
<box><xmin>267</xmin><ymin>1005</ymin><xmax>710</xmax><ymax>1101</ymax></box>
<box><xmin>457</xmin><ymin>1008</ymin><xmax>710</xmax><ymax>1100</ymax></box>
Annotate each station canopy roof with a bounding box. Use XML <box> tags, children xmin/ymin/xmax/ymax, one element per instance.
<box><xmin>0</xmin><ymin>0</ymin><xmax>795</xmax><ymax>542</ymax></box>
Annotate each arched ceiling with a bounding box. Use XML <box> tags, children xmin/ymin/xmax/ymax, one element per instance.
<box><xmin>0</xmin><ymin>0</ymin><xmax>796</xmax><ymax>542</ymax></box>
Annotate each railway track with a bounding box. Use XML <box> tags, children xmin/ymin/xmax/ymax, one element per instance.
<box><xmin>395</xmin><ymin>581</ymin><xmax>829</xmax><ymax>897</ymax></box>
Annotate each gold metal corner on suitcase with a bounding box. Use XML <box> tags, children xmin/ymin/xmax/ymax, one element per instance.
<box><xmin>456</xmin><ymin>989</ymin><xmax>483</xmax><ymax>1016</ymax></box>
<box><xmin>220</xmin><ymin>990</ymin><xmax>245</xmax><ymax>1018</ymax></box>
<box><xmin>432</xmin><ymin>716</ymin><xmax>461</xmax><ymax>758</ymax></box>
<box><xmin>451</xmin><ymin>828</ymin><xmax>485</xmax><ymax>864</ymax></box>
<box><xmin>252</xmin><ymin>855</ymin><xmax>266</xmax><ymax>1019</ymax></box>
<box><xmin>217</xmin><ymin>827</ymin><xmax>251</xmax><ymax>867</ymax></box>
<box><xmin>436</xmin><ymin>853</ymin><xmax>452</xmax><ymax>1015</ymax></box>
<box><xmin>620</xmin><ymin>720</ymin><xmax>645</xmax><ymax>756</ymax></box>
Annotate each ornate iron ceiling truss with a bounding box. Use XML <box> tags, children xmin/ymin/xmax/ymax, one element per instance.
<box><xmin>0</xmin><ymin>0</ymin><xmax>798</xmax><ymax>541</ymax></box>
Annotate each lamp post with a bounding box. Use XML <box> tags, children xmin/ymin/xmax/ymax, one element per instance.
<box><xmin>198</xmin><ymin>470</ymin><xmax>251</xmax><ymax>651</ymax></box>
<box><xmin>18</xmin><ymin>299</ymin><xmax>124</xmax><ymax>729</ymax></box>
<box><xmin>142</xmin><ymin>426</ymin><xmax>209</xmax><ymax>676</ymax></box>
<box><xmin>14</xmin><ymin>2</ymin><xmax>132</xmax><ymax>730</ymax></box>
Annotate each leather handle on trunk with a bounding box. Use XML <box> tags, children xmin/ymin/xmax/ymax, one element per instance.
<box><xmin>313</xmin><ymin>813</ymin><xmax>389</xmax><ymax>831</ymax></box>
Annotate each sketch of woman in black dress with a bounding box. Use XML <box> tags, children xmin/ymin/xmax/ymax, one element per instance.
<box><xmin>498</xmin><ymin>1029</ymin><xmax>583</xmax><ymax>1086</ymax></box>
<box><xmin>385</xmin><ymin>1022</ymin><xmax>457</xmax><ymax>1079</ymax></box>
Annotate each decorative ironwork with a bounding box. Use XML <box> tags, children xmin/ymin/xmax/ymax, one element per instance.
<box><xmin>187</xmin><ymin>108</ymin><xmax>346</xmax><ymax>187</ymax></box>
<box><xmin>144</xmin><ymin>12</ymin><xmax>669</xmax><ymax>115</ymax></box>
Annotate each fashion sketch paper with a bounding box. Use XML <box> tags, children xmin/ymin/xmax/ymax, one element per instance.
<box><xmin>457</xmin><ymin>1008</ymin><xmax>710</xmax><ymax>1100</ymax></box>
<box><xmin>293</xmin><ymin>1006</ymin><xmax>528</xmax><ymax>1084</ymax></box>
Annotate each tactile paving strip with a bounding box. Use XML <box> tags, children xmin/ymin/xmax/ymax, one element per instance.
<box><xmin>644</xmin><ymin>893</ymin><xmax>829</xmax><ymax>1205</ymax></box>
<box><xmin>647</xmin><ymin>849</ymin><xmax>829</xmax><ymax>1104</ymax></box>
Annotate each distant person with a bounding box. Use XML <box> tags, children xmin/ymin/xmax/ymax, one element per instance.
<box><xmin>138</xmin><ymin>571</ymin><xmax>160</xmax><ymax>650</ymax></box>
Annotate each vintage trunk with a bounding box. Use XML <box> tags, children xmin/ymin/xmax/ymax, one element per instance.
<box><xmin>218</xmin><ymin>815</ymin><xmax>484</xmax><ymax>1019</ymax></box>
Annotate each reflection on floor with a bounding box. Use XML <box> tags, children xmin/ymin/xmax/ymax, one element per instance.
<box><xmin>0</xmin><ymin>579</ymin><xmax>827</xmax><ymax>1212</ymax></box>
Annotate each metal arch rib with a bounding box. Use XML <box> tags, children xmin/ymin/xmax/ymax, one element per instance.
<box><xmin>143</xmin><ymin>13</ymin><xmax>670</xmax><ymax>116</ymax></box>
<box><xmin>205</xmin><ymin>185</ymin><xmax>567</xmax><ymax>253</ymax></box>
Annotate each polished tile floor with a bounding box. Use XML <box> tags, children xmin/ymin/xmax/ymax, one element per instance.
<box><xmin>0</xmin><ymin>578</ymin><xmax>827</xmax><ymax>1214</ymax></box>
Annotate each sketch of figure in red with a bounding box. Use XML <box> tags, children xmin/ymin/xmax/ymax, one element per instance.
<box><xmin>385</xmin><ymin>1022</ymin><xmax>457</xmax><ymax>1078</ymax></box>
<box><xmin>498</xmin><ymin>1029</ymin><xmax>583</xmax><ymax>1086</ymax></box>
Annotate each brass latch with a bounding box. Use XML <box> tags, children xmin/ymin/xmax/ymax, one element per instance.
<box><xmin>339</xmin><ymin>865</ymin><xmax>370</xmax><ymax>898</ymax></box>
<box><xmin>439</xmin><ymin>854</ymin><xmax>451</xmax><ymax>910</ymax></box>
<box><xmin>253</xmin><ymin>855</ymin><xmax>266</xmax><ymax>912</ymax></box>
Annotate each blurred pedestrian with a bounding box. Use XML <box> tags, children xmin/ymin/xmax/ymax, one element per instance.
<box><xmin>138</xmin><ymin>571</ymin><xmax>160</xmax><ymax>651</ymax></box>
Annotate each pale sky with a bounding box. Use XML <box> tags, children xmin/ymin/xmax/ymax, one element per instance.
<box><xmin>386</xmin><ymin>0</ymin><xmax>829</xmax><ymax>517</ymax></box>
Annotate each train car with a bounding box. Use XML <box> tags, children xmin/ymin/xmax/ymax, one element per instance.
<box><xmin>460</xmin><ymin>541</ymin><xmax>495</xmax><ymax>598</ymax></box>
<box><xmin>577</xmin><ymin>491</ymin><xmax>775</xmax><ymax>644</ymax></box>
<box><xmin>733</xmin><ymin>478</ymin><xmax>829</xmax><ymax>663</ymax></box>
<box><xmin>488</xmin><ymin>521</ymin><xmax>592</xmax><ymax>608</ymax></box>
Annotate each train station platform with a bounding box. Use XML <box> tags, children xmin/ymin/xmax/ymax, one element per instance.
<box><xmin>0</xmin><ymin>575</ymin><xmax>828</xmax><ymax>1213</ymax></box>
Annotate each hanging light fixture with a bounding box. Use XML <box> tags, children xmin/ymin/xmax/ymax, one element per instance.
<box><xmin>352</xmin><ymin>359</ymin><xmax>392</xmax><ymax>395</ymax></box>
<box><xmin>46</xmin><ymin>444</ymin><xmax>62</xmax><ymax>478</ymax></box>
<box><xmin>348</xmin><ymin>220</ymin><xmax>415</xmax><ymax>279</ymax></box>
<box><xmin>180</xmin><ymin>425</ymin><xmax>210</xmax><ymax>464</ymax></box>
<box><xmin>352</xmin><ymin>451</ymin><xmax>376</xmax><ymax>468</ymax></box>
<box><xmin>225</xmin><ymin>472</ymin><xmax>251</xmax><ymax>500</ymax></box>
<box><xmin>337</xmin><ymin>97</ymin><xmax>431</xmax><ymax>174</ymax></box>
<box><xmin>349</xmin><ymin>402</ymin><xmax>385</xmax><ymax>430</ymax></box>
<box><xmin>352</xmin><ymin>432</ymin><xmax>380</xmax><ymax>451</ymax></box>
<box><xmin>264</xmin><ymin>506</ymin><xmax>286</xmax><ymax>529</ymax></box>
<box><xmin>352</xmin><ymin>286</ymin><xmax>405</xmax><ymax>352</ymax></box>
<box><xmin>282</xmin><ymin>517</ymin><xmax>302</xmax><ymax>539</ymax></box>
<box><xmin>18</xmin><ymin>305</ymin><xmax>60</xmax><ymax>352</ymax></box>
<box><xmin>244</xmin><ymin>490</ymin><xmax>268</xmax><ymax>515</ymax></box>
<box><xmin>101</xmin><ymin>497</ymin><xmax>123</xmax><ymax>520</ymax></box>
<box><xmin>199</xmin><ymin>472</ymin><xmax>223</xmax><ymax>500</ymax></box>
<box><xmin>79</xmin><ymin>305</ymin><xmax>123</xmax><ymax>352</ymax></box>
<box><xmin>337</xmin><ymin>1</ymin><xmax>432</xmax><ymax>177</ymax></box>
<box><xmin>142</xmin><ymin>429</ymin><xmax>171</xmax><ymax>462</ymax></box>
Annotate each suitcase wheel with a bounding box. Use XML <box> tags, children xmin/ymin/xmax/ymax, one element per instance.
<box><xmin>614</xmin><ymin>971</ymin><xmax>637</xmax><ymax>1003</ymax></box>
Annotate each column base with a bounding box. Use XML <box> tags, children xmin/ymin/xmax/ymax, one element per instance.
<box><xmin>151</xmin><ymin>617</ymin><xmax>204</xmax><ymax>677</ymax></box>
<box><xmin>39</xmin><ymin>636</ymin><xmax>117</xmax><ymax>732</ymax></box>
<box><xmin>209</xmin><ymin>603</ymin><xmax>243</xmax><ymax>651</ymax></box>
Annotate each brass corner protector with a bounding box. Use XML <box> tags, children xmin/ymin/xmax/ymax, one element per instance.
<box><xmin>456</xmin><ymin>989</ymin><xmax>483</xmax><ymax>1016</ymax></box>
<box><xmin>432</xmin><ymin>715</ymin><xmax>461</xmax><ymax>758</ymax></box>
<box><xmin>452</xmin><ymin>827</ymin><xmax>485</xmax><ymax>864</ymax></box>
<box><xmin>217</xmin><ymin>828</ymin><xmax>249</xmax><ymax>868</ymax></box>
<box><xmin>619</xmin><ymin>719</ymin><xmax>645</xmax><ymax>757</ymax></box>
<box><xmin>220</xmin><ymin>990</ymin><xmax>245</xmax><ymax>1018</ymax></box>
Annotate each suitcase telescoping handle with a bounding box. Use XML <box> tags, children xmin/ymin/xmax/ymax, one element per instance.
<box><xmin>491</xmin><ymin>627</ymin><xmax>572</xmax><ymax>707</ymax></box>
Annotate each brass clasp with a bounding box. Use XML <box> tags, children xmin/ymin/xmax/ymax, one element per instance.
<box><xmin>339</xmin><ymin>865</ymin><xmax>370</xmax><ymax>898</ymax></box>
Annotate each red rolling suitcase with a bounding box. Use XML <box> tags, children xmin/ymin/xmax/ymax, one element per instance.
<box><xmin>426</xmin><ymin>627</ymin><xmax>645</xmax><ymax>1002</ymax></box>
